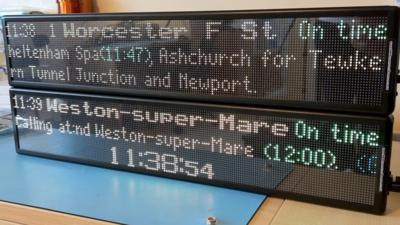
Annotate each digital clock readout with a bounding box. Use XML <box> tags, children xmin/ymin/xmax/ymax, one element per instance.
<box><xmin>110</xmin><ymin>148</ymin><xmax>215</xmax><ymax>179</ymax></box>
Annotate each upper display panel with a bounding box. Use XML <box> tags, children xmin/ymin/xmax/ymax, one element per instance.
<box><xmin>3</xmin><ymin>7</ymin><xmax>399</xmax><ymax>114</ymax></box>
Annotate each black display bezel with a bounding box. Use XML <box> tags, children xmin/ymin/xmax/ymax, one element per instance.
<box><xmin>10</xmin><ymin>88</ymin><xmax>393</xmax><ymax>214</ymax></box>
<box><xmin>2</xmin><ymin>6</ymin><xmax>399</xmax><ymax>115</ymax></box>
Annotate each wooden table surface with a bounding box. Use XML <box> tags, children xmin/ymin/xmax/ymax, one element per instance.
<box><xmin>1</xmin><ymin>193</ymin><xmax>399</xmax><ymax>225</ymax></box>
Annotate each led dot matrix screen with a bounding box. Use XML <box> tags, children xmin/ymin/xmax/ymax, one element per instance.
<box><xmin>11</xmin><ymin>89</ymin><xmax>393</xmax><ymax>214</ymax></box>
<box><xmin>3</xmin><ymin>7</ymin><xmax>399</xmax><ymax>114</ymax></box>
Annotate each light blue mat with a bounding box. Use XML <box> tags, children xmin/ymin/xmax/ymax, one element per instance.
<box><xmin>0</xmin><ymin>133</ymin><xmax>266</xmax><ymax>225</ymax></box>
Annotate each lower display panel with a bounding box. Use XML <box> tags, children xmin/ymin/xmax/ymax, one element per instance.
<box><xmin>10</xmin><ymin>89</ymin><xmax>393</xmax><ymax>214</ymax></box>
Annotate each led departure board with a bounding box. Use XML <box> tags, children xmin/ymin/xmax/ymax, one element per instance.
<box><xmin>11</xmin><ymin>89</ymin><xmax>393</xmax><ymax>213</ymax></box>
<box><xmin>3</xmin><ymin>7</ymin><xmax>399</xmax><ymax>114</ymax></box>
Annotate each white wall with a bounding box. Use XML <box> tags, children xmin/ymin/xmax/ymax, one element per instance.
<box><xmin>0</xmin><ymin>0</ymin><xmax>57</xmax><ymax>13</ymax></box>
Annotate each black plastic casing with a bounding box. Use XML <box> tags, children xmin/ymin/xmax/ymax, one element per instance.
<box><xmin>2</xmin><ymin>6</ymin><xmax>399</xmax><ymax>115</ymax></box>
<box><xmin>10</xmin><ymin>88</ymin><xmax>394</xmax><ymax>214</ymax></box>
